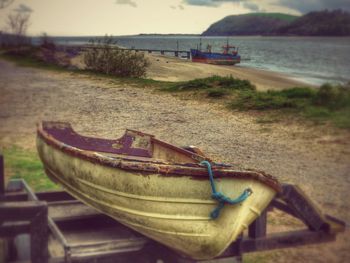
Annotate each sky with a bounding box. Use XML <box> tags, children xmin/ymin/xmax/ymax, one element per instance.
<box><xmin>0</xmin><ymin>0</ymin><xmax>349</xmax><ymax>36</ymax></box>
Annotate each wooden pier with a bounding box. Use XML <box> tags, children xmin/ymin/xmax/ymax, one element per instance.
<box><xmin>60</xmin><ymin>45</ymin><xmax>192</xmax><ymax>59</ymax></box>
<box><xmin>125</xmin><ymin>48</ymin><xmax>191</xmax><ymax>59</ymax></box>
<box><xmin>0</xmin><ymin>154</ymin><xmax>346</xmax><ymax>263</ymax></box>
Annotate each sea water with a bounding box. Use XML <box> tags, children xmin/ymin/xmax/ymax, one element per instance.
<box><xmin>34</xmin><ymin>35</ymin><xmax>350</xmax><ymax>86</ymax></box>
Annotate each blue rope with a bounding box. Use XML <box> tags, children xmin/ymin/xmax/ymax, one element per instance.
<box><xmin>200</xmin><ymin>161</ymin><xmax>252</xmax><ymax>219</ymax></box>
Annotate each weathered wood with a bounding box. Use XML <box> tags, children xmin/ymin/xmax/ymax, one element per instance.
<box><xmin>282</xmin><ymin>184</ymin><xmax>329</xmax><ymax>231</ymax></box>
<box><xmin>271</xmin><ymin>199</ymin><xmax>297</xmax><ymax>217</ymax></box>
<box><xmin>49</xmin><ymin>202</ymin><xmax>100</xmax><ymax>222</ymax></box>
<box><xmin>0</xmin><ymin>222</ymin><xmax>30</xmax><ymax>236</ymax></box>
<box><xmin>2</xmin><ymin>191</ymin><xmax>28</xmax><ymax>202</ymax></box>
<box><xmin>0</xmin><ymin>201</ymin><xmax>48</xmax><ymax>221</ymax></box>
<box><xmin>36</xmin><ymin>191</ymin><xmax>74</xmax><ymax>202</ymax></box>
<box><xmin>0</xmin><ymin>154</ymin><xmax>4</xmax><ymax>195</ymax></box>
<box><xmin>69</xmin><ymin>237</ymin><xmax>148</xmax><ymax>258</ymax></box>
<box><xmin>30</xmin><ymin>206</ymin><xmax>48</xmax><ymax>263</ymax></box>
<box><xmin>6</xmin><ymin>179</ymin><xmax>24</xmax><ymax>192</ymax></box>
<box><xmin>248</xmin><ymin>209</ymin><xmax>267</xmax><ymax>238</ymax></box>
<box><xmin>0</xmin><ymin>200</ymin><xmax>48</xmax><ymax>263</ymax></box>
<box><xmin>242</xmin><ymin>229</ymin><xmax>336</xmax><ymax>253</ymax></box>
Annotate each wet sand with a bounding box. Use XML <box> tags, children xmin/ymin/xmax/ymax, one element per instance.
<box><xmin>146</xmin><ymin>54</ymin><xmax>309</xmax><ymax>90</ymax></box>
<box><xmin>71</xmin><ymin>53</ymin><xmax>309</xmax><ymax>91</ymax></box>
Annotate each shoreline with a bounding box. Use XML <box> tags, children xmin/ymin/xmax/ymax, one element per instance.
<box><xmin>71</xmin><ymin>52</ymin><xmax>310</xmax><ymax>91</ymax></box>
<box><xmin>142</xmin><ymin>53</ymin><xmax>311</xmax><ymax>90</ymax></box>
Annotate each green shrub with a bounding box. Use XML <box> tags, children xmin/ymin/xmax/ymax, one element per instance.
<box><xmin>231</xmin><ymin>90</ymin><xmax>299</xmax><ymax>110</ymax></box>
<box><xmin>165</xmin><ymin>75</ymin><xmax>255</xmax><ymax>92</ymax></box>
<box><xmin>84</xmin><ymin>36</ymin><xmax>150</xmax><ymax>78</ymax></box>
<box><xmin>280</xmin><ymin>87</ymin><xmax>316</xmax><ymax>98</ymax></box>
<box><xmin>207</xmin><ymin>88</ymin><xmax>229</xmax><ymax>98</ymax></box>
<box><xmin>313</xmin><ymin>83</ymin><xmax>350</xmax><ymax>109</ymax></box>
<box><xmin>229</xmin><ymin>84</ymin><xmax>350</xmax><ymax>128</ymax></box>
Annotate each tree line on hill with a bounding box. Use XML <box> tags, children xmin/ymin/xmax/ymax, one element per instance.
<box><xmin>202</xmin><ymin>10</ymin><xmax>350</xmax><ymax>36</ymax></box>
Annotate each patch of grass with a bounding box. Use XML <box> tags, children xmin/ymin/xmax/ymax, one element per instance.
<box><xmin>0</xmin><ymin>50</ymin><xmax>169</xmax><ymax>88</ymax></box>
<box><xmin>3</xmin><ymin>147</ymin><xmax>58</xmax><ymax>191</ymax></box>
<box><xmin>256</xmin><ymin>116</ymin><xmax>280</xmax><ymax>124</ymax></box>
<box><xmin>163</xmin><ymin>75</ymin><xmax>255</xmax><ymax>92</ymax></box>
<box><xmin>230</xmin><ymin>84</ymin><xmax>350</xmax><ymax>129</ymax></box>
<box><xmin>206</xmin><ymin>88</ymin><xmax>230</xmax><ymax>98</ymax></box>
<box><xmin>161</xmin><ymin>76</ymin><xmax>350</xmax><ymax>129</ymax></box>
<box><xmin>0</xmin><ymin>51</ymin><xmax>67</xmax><ymax>72</ymax></box>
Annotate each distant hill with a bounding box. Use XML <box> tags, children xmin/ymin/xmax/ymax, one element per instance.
<box><xmin>202</xmin><ymin>13</ymin><xmax>299</xmax><ymax>36</ymax></box>
<box><xmin>202</xmin><ymin>10</ymin><xmax>350</xmax><ymax>36</ymax></box>
<box><xmin>276</xmin><ymin>10</ymin><xmax>350</xmax><ymax>36</ymax></box>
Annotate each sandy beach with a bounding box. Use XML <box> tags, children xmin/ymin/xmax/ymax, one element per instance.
<box><xmin>0</xmin><ymin>57</ymin><xmax>349</xmax><ymax>262</ymax></box>
<box><xmin>71</xmin><ymin>52</ymin><xmax>308</xmax><ymax>90</ymax></box>
<box><xmin>147</xmin><ymin>54</ymin><xmax>308</xmax><ymax>90</ymax></box>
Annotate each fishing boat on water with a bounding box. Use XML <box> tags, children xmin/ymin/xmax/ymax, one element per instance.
<box><xmin>37</xmin><ymin>121</ymin><xmax>281</xmax><ymax>260</ymax></box>
<box><xmin>191</xmin><ymin>40</ymin><xmax>241</xmax><ymax>65</ymax></box>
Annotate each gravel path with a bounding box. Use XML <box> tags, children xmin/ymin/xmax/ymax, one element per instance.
<box><xmin>0</xmin><ymin>59</ymin><xmax>349</xmax><ymax>262</ymax></box>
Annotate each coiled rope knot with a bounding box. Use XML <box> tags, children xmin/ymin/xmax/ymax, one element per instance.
<box><xmin>200</xmin><ymin>160</ymin><xmax>253</xmax><ymax>219</ymax></box>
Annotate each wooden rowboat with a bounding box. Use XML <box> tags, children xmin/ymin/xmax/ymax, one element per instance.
<box><xmin>36</xmin><ymin>121</ymin><xmax>281</xmax><ymax>260</ymax></box>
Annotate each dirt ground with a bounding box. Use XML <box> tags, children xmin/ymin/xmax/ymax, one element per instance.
<box><xmin>0</xmin><ymin>59</ymin><xmax>349</xmax><ymax>262</ymax></box>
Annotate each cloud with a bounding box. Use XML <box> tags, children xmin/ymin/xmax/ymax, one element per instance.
<box><xmin>170</xmin><ymin>4</ymin><xmax>185</xmax><ymax>10</ymax></box>
<box><xmin>183</xmin><ymin>0</ymin><xmax>247</xmax><ymax>8</ymax></box>
<box><xmin>0</xmin><ymin>0</ymin><xmax>15</xmax><ymax>9</ymax></box>
<box><xmin>115</xmin><ymin>0</ymin><xmax>137</xmax><ymax>8</ymax></box>
<box><xmin>13</xmin><ymin>3</ymin><xmax>33</xmax><ymax>13</ymax></box>
<box><xmin>184</xmin><ymin>0</ymin><xmax>350</xmax><ymax>12</ymax></box>
<box><xmin>242</xmin><ymin>2</ymin><xmax>261</xmax><ymax>12</ymax></box>
<box><xmin>276</xmin><ymin>0</ymin><xmax>350</xmax><ymax>13</ymax></box>
<box><xmin>183</xmin><ymin>0</ymin><xmax>220</xmax><ymax>7</ymax></box>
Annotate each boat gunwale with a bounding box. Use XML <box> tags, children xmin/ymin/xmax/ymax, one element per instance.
<box><xmin>37</xmin><ymin>122</ymin><xmax>282</xmax><ymax>193</ymax></box>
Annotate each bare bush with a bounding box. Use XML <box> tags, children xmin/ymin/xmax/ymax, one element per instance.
<box><xmin>83</xmin><ymin>36</ymin><xmax>150</xmax><ymax>78</ymax></box>
<box><xmin>7</xmin><ymin>12</ymin><xmax>30</xmax><ymax>35</ymax></box>
<box><xmin>4</xmin><ymin>11</ymin><xmax>31</xmax><ymax>46</ymax></box>
<box><xmin>0</xmin><ymin>0</ymin><xmax>14</xmax><ymax>9</ymax></box>
<box><xmin>39</xmin><ymin>33</ymin><xmax>55</xmax><ymax>49</ymax></box>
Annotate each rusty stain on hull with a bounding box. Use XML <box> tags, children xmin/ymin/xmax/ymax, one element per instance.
<box><xmin>37</xmin><ymin>122</ymin><xmax>281</xmax><ymax>192</ymax></box>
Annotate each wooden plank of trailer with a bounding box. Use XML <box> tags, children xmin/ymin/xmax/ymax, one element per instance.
<box><xmin>2</xmin><ymin>177</ymin><xmax>346</xmax><ymax>263</ymax></box>
<box><xmin>0</xmin><ymin>201</ymin><xmax>47</xmax><ymax>221</ymax></box>
<box><xmin>0</xmin><ymin>222</ymin><xmax>30</xmax><ymax>236</ymax></box>
<box><xmin>282</xmin><ymin>184</ymin><xmax>329</xmax><ymax>231</ymax></box>
<box><xmin>0</xmin><ymin>154</ymin><xmax>4</xmax><ymax>195</ymax></box>
<box><xmin>0</xmin><ymin>201</ymin><xmax>49</xmax><ymax>263</ymax></box>
<box><xmin>2</xmin><ymin>190</ymin><xmax>74</xmax><ymax>202</ymax></box>
<box><xmin>248</xmin><ymin>209</ymin><xmax>267</xmax><ymax>238</ymax></box>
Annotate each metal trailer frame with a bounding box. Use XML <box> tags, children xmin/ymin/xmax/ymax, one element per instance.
<box><xmin>0</xmin><ymin>154</ymin><xmax>345</xmax><ymax>263</ymax></box>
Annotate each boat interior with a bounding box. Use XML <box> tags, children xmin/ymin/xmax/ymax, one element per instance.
<box><xmin>39</xmin><ymin>122</ymin><xmax>207</xmax><ymax>164</ymax></box>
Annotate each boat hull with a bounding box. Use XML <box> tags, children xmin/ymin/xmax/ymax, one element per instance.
<box><xmin>37</xmin><ymin>136</ymin><xmax>276</xmax><ymax>259</ymax></box>
<box><xmin>37</xmin><ymin>136</ymin><xmax>276</xmax><ymax>260</ymax></box>
<box><xmin>191</xmin><ymin>49</ymin><xmax>241</xmax><ymax>65</ymax></box>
